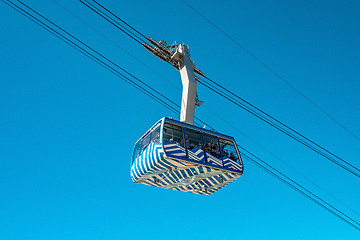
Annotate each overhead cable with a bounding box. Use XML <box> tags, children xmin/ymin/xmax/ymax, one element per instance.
<box><xmin>80</xmin><ymin>0</ymin><xmax>360</xmax><ymax>179</ymax></box>
<box><xmin>59</xmin><ymin>1</ymin><xmax>360</xmax><ymax>216</ymax></box>
<box><xmin>180</xmin><ymin>0</ymin><xmax>360</xmax><ymax>143</ymax></box>
<box><xmin>4</xmin><ymin>0</ymin><xmax>179</xmax><ymax>116</ymax></box>
<box><xmin>4</xmin><ymin>0</ymin><xmax>359</xmax><ymax>231</ymax></box>
<box><xmin>51</xmin><ymin>0</ymin><xmax>180</xmax><ymax>91</ymax></box>
<box><xmin>198</xmin><ymin>76</ymin><xmax>360</xmax><ymax>179</ymax></box>
<box><xmin>79</xmin><ymin>0</ymin><xmax>146</xmax><ymax>45</ymax></box>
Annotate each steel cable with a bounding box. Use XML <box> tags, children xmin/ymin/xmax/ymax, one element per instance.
<box><xmin>3</xmin><ymin>0</ymin><xmax>360</xmax><ymax>231</ymax></box>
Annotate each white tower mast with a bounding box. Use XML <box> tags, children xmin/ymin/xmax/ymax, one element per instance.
<box><xmin>142</xmin><ymin>38</ymin><xmax>204</xmax><ymax>125</ymax></box>
<box><xmin>175</xmin><ymin>44</ymin><xmax>197</xmax><ymax>125</ymax></box>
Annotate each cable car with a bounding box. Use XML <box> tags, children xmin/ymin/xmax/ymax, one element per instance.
<box><xmin>131</xmin><ymin>42</ymin><xmax>244</xmax><ymax>195</ymax></box>
<box><xmin>131</xmin><ymin>117</ymin><xmax>243</xmax><ymax>195</ymax></box>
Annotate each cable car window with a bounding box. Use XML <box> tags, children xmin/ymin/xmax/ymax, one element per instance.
<box><xmin>140</xmin><ymin>131</ymin><xmax>151</xmax><ymax>154</ymax></box>
<box><xmin>184</xmin><ymin>128</ymin><xmax>202</xmax><ymax>151</ymax></box>
<box><xmin>163</xmin><ymin>122</ymin><xmax>185</xmax><ymax>147</ymax></box>
<box><xmin>150</xmin><ymin>123</ymin><xmax>161</xmax><ymax>143</ymax></box>
<box><xmin>219</xmin><ymin>138</ymin><xmax>239</xmax><ymax>162</ymax></box>
<box><xmin>203</xmin><ymin>133</ymin><xmax>220</xmax><ymax>158</ymax></box>
<box><xmin>132</xmin><ymin>140</ymin><xmax>141</xmax><ymax>164</ymax></box>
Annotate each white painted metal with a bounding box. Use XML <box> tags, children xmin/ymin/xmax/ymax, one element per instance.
<box><xmin>143</xmin><ymin>39</ymin><xmax>204</xmax><ymax>125</ymax></box>
<box><xmin>177</xmin><ymin>44</ymin><xmax>197</xmax><ymax>125</ymax></box>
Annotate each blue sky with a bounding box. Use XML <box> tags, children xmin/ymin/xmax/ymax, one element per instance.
<box><xmin>1</xmin><ymin>0</ymin><xmax>360</xmax><ymax>239</ymax></box>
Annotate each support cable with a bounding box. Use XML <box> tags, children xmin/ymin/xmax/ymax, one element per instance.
<box><xmin>239</xmin><ymin>150</ymin><xmax>360</xmax><ymax>231</ymax></box>
<box><xmin>80</xmin><ymin>0</ymin><xmax>144</xmax><ymax>44</ymax></box>
<box><xmin>5</xmin><ymin>0</ymin><xmax>179</xmax><ymax>116</ymax></box>
<box><xmin>62</xmin><ymin>2</ymin><xmax>359</xmax><ymax>214</ymax></box>
<box><xmin>20</xmin><ymin>0</ymin><xmax>180</xmax><ymax>112</ymax></box>
<box><xmin>201</xmin><ymin>105</ymin><xmax>360</xmax><ymax>217</ymax></box>
<box><xmin>78</xmin><ymin>0</ymin><xmax>360</xmax><ymax>180</ymax></box>
<box><xmin>92</xmin><ymin>0</ymin><xmax>148</xmax><ymax>41</ymax></box>
<box><xmin>181</xmin><ymin>0</ymin><xmax>360</xmax><ymax>143</ymax></box>
<box><xmin>51</xmin><ymin>0</ymin><xmax>180</xmax><ymax>91</ymax></box>
<box><xmin>198</xmin><ymin>79</ymin><xmax>360</xmax><ymax>179</ymax></box>
<box><xmin>4</xmin><ymin>0</ymin><xmax>360</xmax><ymax>231</ymax></box>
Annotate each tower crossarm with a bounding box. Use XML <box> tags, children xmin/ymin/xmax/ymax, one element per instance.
<box><xmin>142</xmin><ymin>37</ymin><xmax>206</xmax><ymax>78</ymax></box>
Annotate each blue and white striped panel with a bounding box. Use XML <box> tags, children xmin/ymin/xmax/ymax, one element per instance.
<box><xmin>163</xmin><ymin>142</ymin><xmax>243</xmax><ymax>174</ymax></box>
<box><xmin>136</xmin><ymin>161</ymin><xmax>241</xmax><ymax>195</ymax></box>
<box><xmin>222</xmin><ymin>157</ymin><xmax>243</xmax><ymax>173</ymax></box>
<box><xmin>131</xmin><ymin>142</ymin><xmax>242</xmax><ymax>195</ymax></box>
<box><xmin>188</xmin><ymin>146</ymin><xmax>206</xmax><ymax>162</ymax></box>
<box><xmin>206</xmin><ymin>154</ymin><xmax>224</xmax><ymax>168</ymax></box>
<box><xmin>131</xmin><ymin>143</ymin><xmax>191</xmax><ymax>182</ymax></box>
<box><xmin>160</xmin><ymin>167</ymin><xmax>241</xmax><ymax>195</ymax></box>
<box><xmin>130</xmin><ymin>143</ymin><xmax>165</xmax><ymax>182</ymax></box>
<box><xmin>163</xmin><ymin>141</ymin><xmax>187</xmax><ymax>159</ymax></box>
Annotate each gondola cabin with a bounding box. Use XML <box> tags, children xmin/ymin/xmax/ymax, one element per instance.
<box><xmin>130</xmin><ymin>117</ymin><xmax>244</xmax><ymax>195</ymax></box>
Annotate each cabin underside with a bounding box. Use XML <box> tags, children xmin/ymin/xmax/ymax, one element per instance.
<box><xmin>131</xmin><ymin>143</ymin><xmax>242</xmax><ymax>195</ymax></box>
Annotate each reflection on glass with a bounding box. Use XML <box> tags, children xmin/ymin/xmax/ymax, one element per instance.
<box><xmin>219</xmin><ymin>138</ymin><xmax>239</xmax><ymax>162</ymax></box>
<box><xmin>184</xmin><ymin>128</ymin><xmax>202</xmax><ymax>151</ymax></box>
<box><xmin>163</xmin><ymin>122</ymin><xmax>185</xmax><ymax>147</ymax></box>
<box><xmin>150</xmin><ymin>123</ymin><xmax>160</xmax><ymax>143</ymax></box>
<box><xmin>131</xmin><ymin>124</ymin><xmax>161</xmax><ymax>164</ymax></box>
<box><xmin>140</xmin><ymin>132</ymin><xmax>150</xmax><ymax>154</ymax></box>
<box><xmin>132</xmin><ymin>140</ymin><xmax>141</xmax><ymax>164</ymax></box>
<box><xmin>203</xmin><ymin>133</ymin><xmax>220</xmax><ymax>158</ymax></box>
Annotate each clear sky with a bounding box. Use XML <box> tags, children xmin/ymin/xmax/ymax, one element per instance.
<box><xmin>1</xmin><ymin>0</ymin><xmax>360</xmax><ymax>239</ymax></box>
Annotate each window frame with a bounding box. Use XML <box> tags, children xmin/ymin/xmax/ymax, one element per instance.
<box><xmin>218</xmin><ymin>136</ymin><xmax>241</xmax><ymax>163</ymax></box>
<box><xmin>161</xmin><ymin>119</ymin><xmax>242</xmax><ymax>165</ymax></box>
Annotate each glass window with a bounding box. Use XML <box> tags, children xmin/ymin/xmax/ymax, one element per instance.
<box><xmin>219</xmin><ymin>138</ymin><xmax>239</xmax><ymax>162</ymax></box>
<box><xmin>184</xmin><ymin>128</ymin><xmax>203</xmax><ymax>151</ymax></box>
<box><xmin>140</xmin><ymin>131</ymin><xmax>151</xmax><ymax>155</ymax></box>
<box><xmin>132</xmin><ymin>139</ymin><xmax>142</xmax><ymax>164</ymax></box>
<box><xmin>163</xmin><ymin>122</ymin><xmax>185</xmax><ymax>147</ymax></box>
<box><xmin>203</xmin><ymin>133</ymin><xmax>220</xmax><ymax>158</ymax></box>
<box><xmin>131</xmin><ymin>123</ymin><xmax>161</xmax><ymax>166</ymax></box>
<box><xmin>150</xmin><ymin>123</ymin><xmax>161</xmax><ymax>143</ymax></box>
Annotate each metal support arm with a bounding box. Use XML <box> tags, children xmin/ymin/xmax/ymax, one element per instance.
<box><xmin>175</xmin><ymin>44</ymin><xmax>197</xmax><ymax>125</ymax></box>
